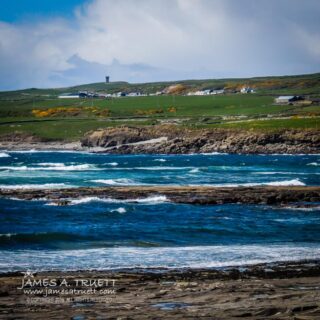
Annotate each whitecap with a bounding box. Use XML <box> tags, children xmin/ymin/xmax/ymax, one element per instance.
<box><xmin>111</xmin><ymin>207</ymin><xmax>127</xmax><ymax>213</ymax></box>
<box><xmin>0</xmin><ymin>183</ymin><xmax>71</xmax><ymax>190</ymax></box>
<box><xmin>1</xmin><ymin>244</ymin><xmax>320</xmax><ymax>272</ymax></box>
<box><xmin>194</xmin><ymin>179</ymin><xmax>306</xmax><ymax>187</ymax></box>
<box><xmin>200</xmin><ymin>152</ymin><xmax>228</xmax><ymax>155</ymax></box>
<box><xmin>134</xmin><ymin>166</ymin><xmax>193</xmax><ymax>171</ymax></box>
<box><xmin>281</xmin><ymin>206</ymin><xmax>320</xmax><ymax>212</ymax></box>
<box><xmin>68</xmin><ymin>195</ymin><xmax>168</xmax><ymax>205</ymax></box>
<box><xmin>307</xmin><ymin>162</ymin><xmax>319</xmax><ymax>166</ymax></box>
<box><xmin>0</xmin><ymin>233</ymin><xmax>17</xmax><ymax>237</ymax></box>
<box><xmin>256</xmin><ymin>172</ymin><xmax>316</xmax><ymax>175</ymax></box>
<box><xmin>265</xmin><ymin>179</ymin><xmax>305</xmax><ymax>186</ymax></box>
<box><xmin>153</xmin><ymin>159</ymin><xmax>167</xmax><ymax>162</ymax></box>
<box><xmin>106</xmin><ymin>162</ymin><xmax>118</xmax><ymax>166</ymax></box>
<box><xmin>91</xmin><ymin>178</ymin><xmax>139</xmax><ymax>185</ymax></box>
<box><xmin>189</xmin><ymin>168</ymin><xmax>200</xmax><ymax>173</ymax></box>
<box><xmin>0</xmin><ymin>164</ymin><xmax>99</xmax><ymax>171</ymax></box>
<box><xmin>0</xmin><ymin>152</ymin><xmax>10</xmax><ymax>158</ymax></box>
<box><xmin>35</xmin><ymin>163</ymin><xmax>65</xmax><ymax>167</ymax></box>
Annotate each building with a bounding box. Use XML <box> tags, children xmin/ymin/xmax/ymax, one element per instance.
<box><xmin>58</xmin><ymin>93</ymin><xmax>79</xmax><ymax>99</ymax></box>
<box><xmin>105</xmin><ymin>76</ymin><xmax>110</xmax><ymax>83</ymax></box>
<box><xmin>187</xmin><ymin>88</ymin><xmax>225</xmax><ymax>96</ymax></box>
<box><xmin>275</xmin><ymin>96</ymin><xmax>302</xmax><ymax>105</ymax></box>
<box><xmin>240</xmin><ymin>87</ymin><xmax>255</xmax><ymax>93</ymax></box>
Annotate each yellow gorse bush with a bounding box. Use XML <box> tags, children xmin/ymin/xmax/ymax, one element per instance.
<box><xmin>32</xmin><ymin>106</ymin><xmax>110</xmax><ymax>118</ymax></box>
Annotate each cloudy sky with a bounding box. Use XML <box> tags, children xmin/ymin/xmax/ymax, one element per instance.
<box><xmin>0</xmin><ymin>0</ymin><xmax>319</xmax><ymax>90</ymax></box>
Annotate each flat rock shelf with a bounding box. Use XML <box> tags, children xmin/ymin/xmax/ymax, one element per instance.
<box><xmin>1</xmin><ymin>186</ymin><xmax>320</xmax><ymax>206</ymax></box>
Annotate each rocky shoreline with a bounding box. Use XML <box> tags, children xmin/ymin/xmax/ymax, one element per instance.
<box><xmin>1</xmin><ymin>260</ymin><xmax>320</xmax><ymax>319</ymax></box>
<box><xmin>1</xmin><ymin>186</ymin><xmax>320</xmax><ymax>206</ymax></box>
<box><xmin>0</xmin><ymin>126</ymin><xmax>319</xmax><ymax>154</ymax></box>
<box><xmin>81</xmin><ymin>126</ymin><xmax>320</xmax><ymax>154</ymax></box>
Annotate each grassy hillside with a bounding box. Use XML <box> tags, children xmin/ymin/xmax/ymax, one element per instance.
<box><xmin>0</xmin><ymin>73</ymin><xmax>319</xmax><ymax>141</ymax></box>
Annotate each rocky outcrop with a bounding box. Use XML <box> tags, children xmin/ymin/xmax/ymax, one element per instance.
<box><xmin>0</xmin><ymin>131</ymin><xmax>44</xmax><ymax>143</ymax></box>
<box><xmin>1</xmin><ymin>186</ymin><xmax>320</xmax><ymax>206</ymax></box>
<box><xmin>81</xmin><ymin>126</ymin><xmax>320</xmax><ymax>154</ymax></box>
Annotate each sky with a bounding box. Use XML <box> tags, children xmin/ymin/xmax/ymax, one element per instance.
<box><xmin>0</xmin><ymin>0</ymin><xmax>319</xmax><ymax>90</ymax></box>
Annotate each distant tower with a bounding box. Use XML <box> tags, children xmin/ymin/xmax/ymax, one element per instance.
<box><xmin>105</xmin><ymin>76</ymin><xmax>110</xmax><ymax>83</ymax></box>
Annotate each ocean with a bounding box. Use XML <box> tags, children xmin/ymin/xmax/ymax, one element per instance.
<box><xmin>0</xmin><ymin>151</ymin><xmax>319</xmax><ymax>272</ymax></box>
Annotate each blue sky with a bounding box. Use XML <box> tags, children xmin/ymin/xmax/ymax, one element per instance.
<box><xmin>0</xmin><ymin>0</ymin><xmax>319</xmax><ymax>90</ymax></box>
<box><xmin>0</xmin><ymin>0</ymin><xmax>85</xmax><ymax>22</ymax></box>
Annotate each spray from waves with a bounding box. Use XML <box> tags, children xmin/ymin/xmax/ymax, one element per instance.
<box><xmin>134</xmin><ymin>166</ymin><xmax>194</xmax><ymax>171</ymax></box>
<box><xmin>307</xmin><ymin>162</ymin><xmax>319</xmax><ymax>166</ymax></box>
<box><xmin>200</xmin><ymin>152</ymin><xmax>228</xmax><ymax>155</ymax></box>
<box><xmin>1</xmin><ymin>244</ymin><xmax>320</xmax><ymax>272</ymax></box>
<box><xmin>0</xmin><ymin>152</ymin><xmax>10</xmax><ymax>158</ymax></box>
<box><xmin>91</xmin><ymin>178</ymin><xmax>144</xmax><ymax>186</ymax></box>
<box><xmin>0</xmin><ymin>183</ymin><xmax>71</xmax><ymax>190</ymax></box>
<box><xmin>35</xmin><ymin>163</ymin><xmax>66</xmax><ymax>167</ymax></box>
<box><xmin>195</xmin><ymin>179</ymin><xmax>306</xmax><ymax>187</ymax></box>
<box><xmin>255</xmin><ymin>172</ymin><xmax>319</xmax><ymax>175</ymax></box>
<box><xmin>106</xmin><ymin>162</ymin><xmax>118</xmax><ymax>166</ymax></box>
<box><xmin>264</xmin><ymin>179</ymin><xmax>306</xmax><ymax>186</ymax></box>
<box><xmin>111</xmin><ymin>207</ymin><xmax>127</xmax><ymax>213</ymax></box>
<box><xmin>0</xmin><ymin>164</ymin><xmax>100</xmax><ymax>171</ymax></box>
<box><xmin>66</xmin><ymin>195</ymin><xmax>168</xmax><ymax>205</ymax></box>
<box><xmin>280</xmin><ymin>206</ymin><xmax>320</xmax><ymax>212</ymax></box>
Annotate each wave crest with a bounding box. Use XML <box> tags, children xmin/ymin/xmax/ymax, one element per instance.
<box><xmin>0</xmin><ymin>152</ymin><xmax>10</xmax><ymax>158</ymax></box>
<box><xmin>67</xmin><ymin>195</ymin><xmax>168</xmax><ymax>205</ymax></box>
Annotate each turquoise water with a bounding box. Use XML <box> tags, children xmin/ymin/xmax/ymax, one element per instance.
<box><xmin>0</xmin><ymin>151</ymin><xmax>319</xmax><ymax>272</ymax></box>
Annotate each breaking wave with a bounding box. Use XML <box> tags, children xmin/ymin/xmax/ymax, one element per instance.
<box><xmin>0</xmin><ymin>152</ymin><xmax>10</xmax><ymax>158</ymax></box>
<box><xmin>111</xmin><ymin>207</ymin><xmax>127</xmax><ymax>213</ymax></box>
<box><xmin>1</xmin><ymin>244</ymin><xmax>320</xmax><ymax>272</ymax></box>
<box><xmin>67</xmin><ymin>195</ymin><xmax>168</xmax><ymax>205</ymax></box>
<box><xmin>0</xmin><ymin>164</ymin><xmax>99</xmax><ymax>171</ymax></box>
<box><xmin>91</xmin><ymin>178</ymin><xmax>142</xmax><ymax>185</ymax></box>
<box><xmin>0</xmin><ymin>183</ymin><xmax>70</xmax><ymax>190</ymax></box>
<box><xmin>199</xmin><ymin>179</ymin><xmax>306</xmax><ymax>187</ymax></box>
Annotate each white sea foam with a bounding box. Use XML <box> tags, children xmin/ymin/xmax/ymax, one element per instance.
<box><xmin>1</xmin><ymin>244</ymin><xmax>319</xmax><ymax>272</ymax></box>
<box><xmin>256</xmin><ymin>172</ymin><xmax>318</xmax><ymax>175</ymax></box>
<box><xmin>106</xmin><ymin>162</ymin><xmax>118</xmax><ymax>166</ymax></box>
<box><xmin>0</xmin><ymin>233</ymin><xmax>17</xmax><ymax>237</ymax></box>
<box><xmin>265</xmin><ymin>179</ymin><xmax>305</xmax><ymax>186</ymax></box>
<box><xmin>189</xmin><ymin>168</ymin><xmax>200</xmax><ymax>173</ymax></box>
<box><xmin>153</xmin><ymin>159</ymin><xmax>167</xmax><ymax>162</ymax></box>
<box><xmin>135</xmin><ymin>166</ymin><xmax>193</xmax><ymax>170</ymax></box>
<box><xmin>111</xmin><ymin>207</ymin><xmax>127</xmax><ymax>213</ymax></box>
<box><xmin>91</xmin><ymin>178</ymin><xmax>140</xmax><ymax>185</ymax></box>
<box><xmin>281</xmin><ymin>206</ymin><xmax>320</xmax><ymax>212</ymax></box>
<box><xmin>0</xmin><ymin>183</ymin><xmax>70</xmax><ymax>190</ymax></box>
<box><xmin>196</xmin><ymin>179</ymin><xmax>306</xmax><ymax>187</ymax></box>
<box><xmin>68</xmin><ymin>195</ymin><xmax>168</xmax><ymax>205</ymax></box>
<box><xmin>0</xmin><ymin>164</ymin><xmax>99</xmax><ymax>171</ymax></box>
<box><xmin>200</xmin><ymin>152</ymin><xmax>228</xmax><ymax>155</ymax></box>
<box><xmin>0</xmin><ymin>152</ymin><xmax>10</xmax><ymax>158</ymax></box>
<box><xmin>307</xmin><ymin>162</ymin><xmax>319</xmax><ymax>166</ymax></box>
<box><xmin>35</xmin><ymin>163</ymin><xmax>66</xmax><ymax>167</ymax></box>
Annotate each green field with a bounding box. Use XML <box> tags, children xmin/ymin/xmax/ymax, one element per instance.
<box><xmin>0</xmin><ymin>73</ymin><xmax>319</xmax><ymax>141</ymax></box>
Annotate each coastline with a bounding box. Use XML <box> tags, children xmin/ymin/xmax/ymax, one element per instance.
<box><xmin>1</xmin><ymin>136</ymin><xmax>319</xmax><ymax>318</ymax></box>
<box><xmin>1</xmin><ymin>260</ymin><xmax>320</xmax><ymax>319</ymax></box>
<box><xmin>1</xmin><ymin>126</ymin><xmax>319</xmax><ymax>154</ymax></box>
<box><xmin>2</xmin><ymin>186</ymin><xmax>320</xmax><ymax>206</ymax></box>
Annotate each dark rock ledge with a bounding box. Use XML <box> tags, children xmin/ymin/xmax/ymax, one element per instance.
<box><xmin>81</xmin><ymin>126</ymin><xmax>320</xmax><ymax>154</ymax></box>
<box><xmin>1</xmin><ymin>186</ymin><xmax>320</xmax><ymax>206</ymax></box>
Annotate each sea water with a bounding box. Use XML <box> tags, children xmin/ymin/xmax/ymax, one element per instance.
<box><xmin>0</xmin><ymin>151</ymin><xmax>319</xmax><ymax>272</ymax></box>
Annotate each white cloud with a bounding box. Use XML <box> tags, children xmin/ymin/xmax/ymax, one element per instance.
<box><xmin>0</xmin><ymin>0</ymin><xmax>319</xmax><ymax>90</ymax></box>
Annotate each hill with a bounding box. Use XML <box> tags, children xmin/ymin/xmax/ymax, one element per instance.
<box><xmin>0</xmin><ymin>72</ymin><xmax>319</xmax><ymax>142</ymax></box>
